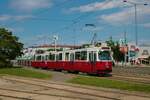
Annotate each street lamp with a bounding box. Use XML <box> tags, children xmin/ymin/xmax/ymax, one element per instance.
<box><xmin>123</xmin><ymin>0</ymin><xmax>148</xmax><ymax>46</ymax></box>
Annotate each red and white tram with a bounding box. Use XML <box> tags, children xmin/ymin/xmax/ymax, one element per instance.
<box><xmin>28</xmin><ymin>46</ymin><xmax>113</xmax><ymax>75</ymax></box>
<box><xmin>17</xmin><ymin>45</ymin><xmax>112</xmax><ymax>75</ymax></box>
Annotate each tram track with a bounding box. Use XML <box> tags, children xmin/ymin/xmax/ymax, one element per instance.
<box><xmin>111</xmin><ymin>73</ymin><xmax>150</xmax><ymax>84</ymax></box>
<box><xmin>1</xmin><ymin>76</ymin><xmax>150</xmax><ymax>100</ymax></box>
<box><xmin>0</xmin><ymin>94</ymin><xmax>32</xmax><ymax>100</ymax></box>
<box><xmin>1</xmin><ymin>76</ymin><xmax>120</xmax><ymax>100</ymax></box>
<box><xmin>24</xmin><ymin>67</ymin><xmax>150</xmax><ymax>85</ymax></box>
<box><xmin>0</xmin><ymin>87</ymin><xmax>97</xmax><ymax>100</ymax></box>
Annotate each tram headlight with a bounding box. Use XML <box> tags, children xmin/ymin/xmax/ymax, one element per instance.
<box><xmin>105</xmin><ymin>62</ymin><xmax>109</xmax><ymax>68</ymax></box>
<box><xmin>106</xmin><ymin>66</ymin><xmax>109</xmax><ymax>68</ymax></box>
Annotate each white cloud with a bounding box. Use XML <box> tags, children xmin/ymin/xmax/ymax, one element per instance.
<box><xmin>5</xmin><ymin>27</ymin><xmax>24</xmax><ymax>33</ymax></box>
<box><xmin>67</xmin><ymin>0</ymin><xmax>150</xmax><ymax>25</ymax></box>
<box><xmin>100</xmin><ymin>7</ymin><xmax>133</xmax><ymax>25</ymax></box>
<box><xmin>68</xmin><ymin>0</ymin><xmax>149</xmax><ymax>13</ymax></box>
<box><xmin>99</xmin><ymin>5</ymin><xmax>150</xmax><ymax>25</ymax></box>
<box><xmin>14</xmin><ymin>15</ymin><xmax>35</xmax><ymax>21</ymax></box>
<box><xmin>82</xmin><ymin>26</ymin><xmax>103</xmax><ymax>32</ymax></box>
<box><xmin>69</xmin><ymin>0</ymin><xmax>124</xmax><ymax>13</ymax></box>
<box><xmin>139</xmin><ymin>39</ymin><xmax>150</xmax><ymax>45</ymax></box>
<box><xmin>10</xmin><ymin>0</ymin><xmax>52</xmax><ymax>12</ymax></box>
<box><xmin>142</xmin><ymin>23</ymin><xmax>150</xmax><ymax>28</ymax></box>
<box><xmin>0</xmin><ymin>15</ymin><xmax>34</xmax><ymax>21</ymax></box>
<box><xmin>0</xmin><ymin>15</ymin><xmax>11</xmax><ymax>21</ymax></box>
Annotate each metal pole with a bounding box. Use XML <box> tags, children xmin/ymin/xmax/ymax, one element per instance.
<box><xmin>54</xmin><ymin>39</ymin><xmax>56</xmax><ymax>52</ymax></box>
<box><xmin>124</xmin><ymin>30</ymin><xmax>127</xmax><ymax>66</ymax></box>
<box><xmin>73</xmin><ymin>28</ymin><xmax>76</xmax><ymax>48</ymax></box>
<box><xmin>134</xmin><ymin>4</ymin><xmax>138</xmax><ymax>46</ymax></box>
<box><xmin>53</xmin><ymin>35</ymin><xmax>58</xmax><ymax>61</ymax></box>
<box><xmin>123</xmin><ymin>0</ymin><xmax>148</xmax><ymax>46</ymax></box>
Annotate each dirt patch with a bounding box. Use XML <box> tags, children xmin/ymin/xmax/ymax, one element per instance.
<box><xmin>24</xmin><ymin>67</ymin><xmax>76</xmax><ymax>82</ymax></box>
<box><xmin>50</xmin><ymin>71</ymin><xmax>76</xmax><ymax>82</ymax></box>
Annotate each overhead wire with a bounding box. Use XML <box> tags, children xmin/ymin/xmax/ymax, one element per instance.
<box><xmin>52</xmin><ymin>0</ymin><xmax>113</xmax><ymax>45</ymax></box>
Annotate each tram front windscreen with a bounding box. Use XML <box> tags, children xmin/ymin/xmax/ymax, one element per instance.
<box><xmin>98</xmin><ymin>51</ymin><xmax>111</xmax><ymax>60</ymax></box>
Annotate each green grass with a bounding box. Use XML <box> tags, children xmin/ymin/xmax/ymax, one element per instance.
<box><xmin>0</xmin><ymin>67</ymin><xmax>51</xmax><ymax>79</ymax></box>
<box><xmin>68</xmin><ymin>76</ymin><xmax>150</xmax><ymax>93</ymax></box>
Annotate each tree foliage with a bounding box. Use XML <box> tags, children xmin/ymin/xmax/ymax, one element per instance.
<box><xmin>112</xmin><ymin>42</ymin><xmax>124</xmax><ymax>62</ymax></box>
<box><xmin>106</xmin><ymin>37</ymin><xmax>124</xmax><ymax>62</ymax></box>
<box><xmin>0</xmin><ymin>28</ymin><xmax>23</xmax><ymax>67</ymax></box>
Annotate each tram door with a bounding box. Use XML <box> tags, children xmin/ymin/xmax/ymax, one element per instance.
<box><xmin>89</xmin><ymin>51</ymin><xmax>97</xmax><ymax>73</ymax></box>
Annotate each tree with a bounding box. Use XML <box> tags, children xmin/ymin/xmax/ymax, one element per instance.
<box><xmin>106</xmin><ymin>37</ymin><xmax>124</xmax><ymax>62</ymax></box>
<box><xmin>106</xmin><ymin>36</ymin><xmax>115</xmax><ymax>48</ymax></box>
<box><xmin>112</xmin><ymin>42</ymin><xmax>124</xmax><ymax>62</ymax></box>
<box><xmin>0</xmin><ymin>28</ymin><xmax>23</xmax><ymax>67</ymax></box>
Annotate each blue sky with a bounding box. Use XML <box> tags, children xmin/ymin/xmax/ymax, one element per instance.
<box><xmin>0</xmin><ymin>0</ymin><xmax>150</xmax><ymax>47</ymax></box>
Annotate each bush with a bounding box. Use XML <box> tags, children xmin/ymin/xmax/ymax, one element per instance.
<box><xmin>0</xmin><ymin>60</ymin><xmax>12</xmax><ymax>68</ymax></box>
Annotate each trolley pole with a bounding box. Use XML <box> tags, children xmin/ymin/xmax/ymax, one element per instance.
<box><xmin>53</xmin><ymin>35</ymin><xmax>58</xmax><ymax>60</ymax></box>
<box><xmin>85</xmin><ymin>24</ymin><xmax>96</xmax><ymax>46</ymax></box>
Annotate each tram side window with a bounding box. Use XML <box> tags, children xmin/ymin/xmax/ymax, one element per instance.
<box><xmin>89</xmin><ymin>52</ymin><xmax>96</xmax><ymax>62</ymax></box>
<box><xmin>57</xmin><ymin>53</ymin><xmax>62</xmax><ymax>60</ymax></box>
<box><xmin>45</xmin><ymin>55</ymin><xmax>49</xmax><ymax>60</ymax></box>
<box><xmin>49</xmin><ymin>53</ymin><xmax>55</xmax><ymax>60</ymax></box>
<box><xmin>94</xmin><ymin>53</ymin><xmax>96</xmax><ymax>61</ymax></box>
<box><xmin>81</xmin><ymin>51</ymin><xmax>87</xmax><ymax>60</ymax></box>
<box><xmin>65</xmin><ymin>53</ymin><xmax>69</xmax><ymax>61</ymax></box>
<box><xmin>36</xmin><ymin>56</ymin><xmax>41</xmax><ymax>61</ymax></box>
<box><xmin>56</xmin><ymin>54</ymin><xmax>59</xmax><ymax>61</ymax></box>
<box><xmin>89</xmin><ymin>53</ymin><xmax>92</xmax><ymax>61</ymax></box>
<box><xmin>70</xmin><ymin>53</ymin><xmax>74</xmax><ymax>61</ymax></box>
<box><xmin>33</xmin><ymin>55</ymin><xmax>36</xmax><ymax>61</ymax></box>
<box><xmin>41</xmin><ymin>56</ymin><xmax>45</xmax><ymax>61</ymax></box>
<box><xmin>75</xmin><ymin>52</ymin><xmax>81</xmax><ymax>60</ymax></box>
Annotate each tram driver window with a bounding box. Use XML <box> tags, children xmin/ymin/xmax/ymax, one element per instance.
<box><xmin>98</xmin><ymin>51</ymin><xmax>111</xmax><ymax>60</ymax></box>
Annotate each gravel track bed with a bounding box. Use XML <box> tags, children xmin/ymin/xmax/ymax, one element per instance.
<box><xmin>112</xmin><ymin>66</ymin><xmax>150</xmax><ymax>77</ymax></box>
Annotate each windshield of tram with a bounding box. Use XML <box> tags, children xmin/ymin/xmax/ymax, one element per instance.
<box><xmin>98</xmin><ymin>51</ymin><xmax>111</xmax><ymax>60</ymax></box>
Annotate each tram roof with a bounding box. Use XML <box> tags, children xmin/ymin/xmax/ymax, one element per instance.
<box><xmin>34</xmin><ymin>46</ymin><xmax>111</xmax><ymax>55</ymax></box>
<box><xmin>61</xmin><ymin>46</ymin><xmax>110</xmax><ymax>52</ymax></box>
